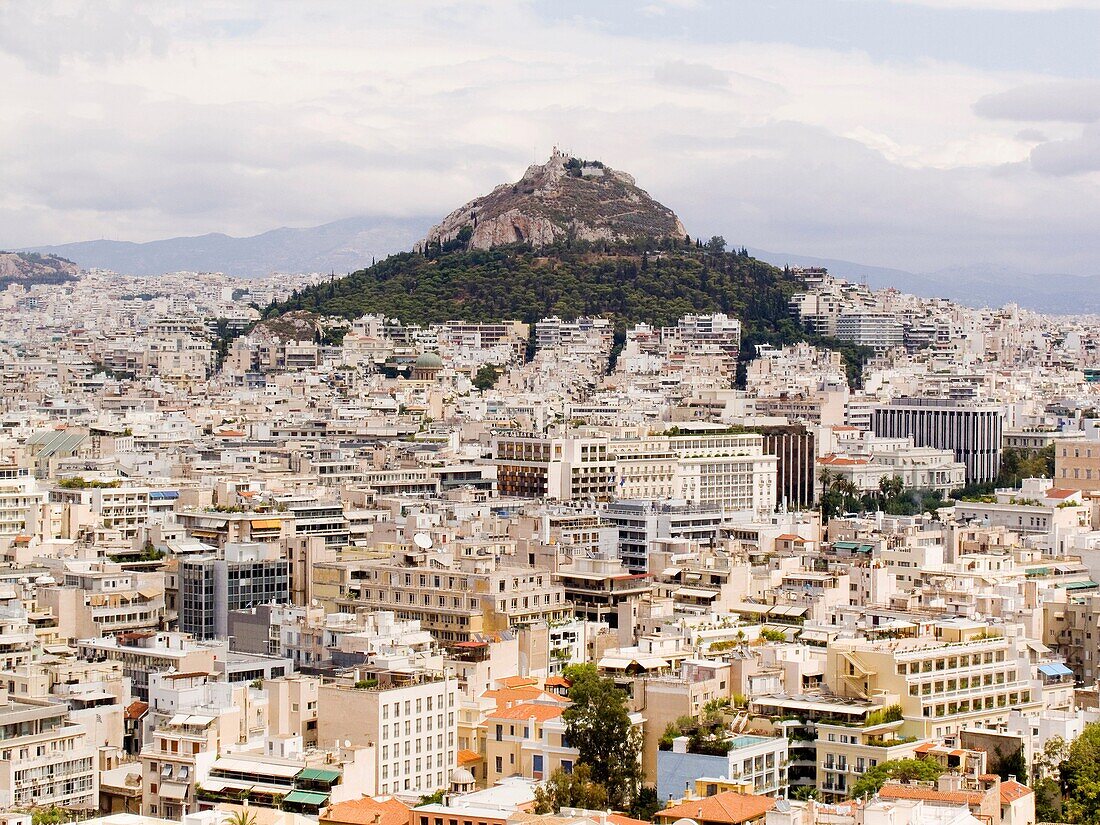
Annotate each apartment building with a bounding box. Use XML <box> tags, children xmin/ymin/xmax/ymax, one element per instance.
<box><xmin>1054</xmin><ymin>438</ymin><xmax>1100</xmax><ymax>491</ymax></box>
<box><xmin>826</xmin><ymin>620</ymin><xmax>1043</xmax><ymax>740</ymax></box>
<box><xmin>0</xmin><ymin>465</ymin><xmax>43</xmax><ymax>543</ymax></box>
<box><xmin>835</xmin><ymin>312</ymin><xmax>904</xmax><ymax>349</ymax></box>
<box><xmin>49</xmin><ymin>482</ymin><xmax>153</xmax><ymax>541</ymax></box>
<box><xmin>36</xmin><ymin>563</ymin><xmax>165</xmax><ymax>640</ymax></box>
<box><xmin>178</xmin><ymin>543</ymin><xmax>289</xmax><ymax>640</ymax></box>
<box><xmin>337</xmin><ymin>549</ymin><xmax>570</xmax><ymax>645</ymax></box>
<box><xmin>814</xmin><ymin>719</ymin><xmax>926</xmax><ymax>801</ymax></box>
<box><xmin>873</xmin><ymin>398</ymin><xmax>1003</xmax><ymax>483</ymax></box>
<box><xmin>316</xmin><ymin>668</ymin><xmax>458</xmax><ymax>797</ymax></box>
<box><xmin>140</xmin><ymin>711</ymin><xmax>220</xmax><ymax>819</ymax></box>
<box><xmin>554</xmin><ymin>550</ymin><xmax>651</xmax><ymax>628</ymax></box>
<box><xmin>492</xmin><ymin>432</ymin><xmax>616</xmax><ymax>501</ymax></box>
<box><xmin>602</xmin><ymin>500</ymin><xmax>725</xmax><ymax>573</ymax></box>
<box><xmin>0</xmin><ymin>689</ymin><xmax>98</xmax><ymax>811</ymax></box>
<box><xmin>76</xmin><ymin>632</ymin><xmax>218</xmax><ymax>702</ymax></box>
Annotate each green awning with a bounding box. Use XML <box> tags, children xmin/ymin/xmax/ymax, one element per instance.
<box><xmin>283</xmin><ymin>790</ymin><xmax>330</xmax><ymax>807</ymax></box>
<box><xmin>1061</xmin><ymin>581</ymin><xmax>1099</xmax><ymax>590</ymax></box>
<box><xmin>296</xmin><ymin>768</ymin><xmax>341</xmax><ymax>783</ymax></box>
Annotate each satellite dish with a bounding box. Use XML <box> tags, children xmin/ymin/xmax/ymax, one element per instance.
<box><xmin>413</xmin><ymin>533</ymin><xmax>433</xmax><ymax>550</ymax></box>
<box><xmin>775</xmin><ymin>800</ymin><xmax>791</xmax><ymax>813</ymax></box>
<box><xmin>344</xmin><ymin>739</ymin><xmax>351</xmax><ymax>748</ymax></box>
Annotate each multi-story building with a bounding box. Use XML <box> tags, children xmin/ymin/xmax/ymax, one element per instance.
<box><xmin>0</xmin><ymin>689</ymin><xmax>98</xmax><ymax>811</ymax></box>
<box><xmin>602</xmin><ymin>500</ymin><xmax>725</xmax><ymax>573</ymax></box>
<box><xmin>0</xmin><ymin>465</ymin><xmax>43</xmax><ymax>544</ymax></box>
<box><xmin>554</xmin><ymin>549</ymin><xmax>651</xmax><ymax>628</ymax></box>
<box><xmin>76</xmin><ymin>632</ymin><xmax>218</xmax><ymax>702</ymax></box>
<box><xmin>178</xmin><ymin>543</ymin><xmax>289</xmax><ymax>640</ymax></box>
<box><xmin>1054</xmin><ymin>438</ymin><xmax>1100</xmax><ymax>491</ymax></box>
<box><xmin>835</xmin><ymin>311</ymin><xmax>904</xmax><ymax>349</ymax></box>
<box><xmin>826</xmin><ymin>620</ymin><xmax>1043</xmax><ymax>741</ymax></box>
<box><xmin>316</xmin><ymin>667</ymin><xmax>458</xmax><ymax>797</ymax></box>
<box><xmin>337</xmin><ymin>548</ymin><xmax>570</xmax><ymax>645</ymax></box>
<box><xmin>872</xmin><ymin>398</ymin><xmax>1003</xmax><ymax>483</ymax></box>
<box><xmin>492</xmin><ymin>432</ymin><xmax>616</xmax><ymax>501</ymax></box>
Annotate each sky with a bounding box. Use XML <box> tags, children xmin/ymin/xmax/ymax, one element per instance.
<box><xmin>3</xmin><ymin>0</ymin><xmax>1100</xmax><ymax>275</ymax></box>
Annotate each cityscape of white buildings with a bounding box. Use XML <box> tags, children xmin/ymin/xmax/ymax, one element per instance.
<box><xmin>6</xmin><ymin>264</ymin><xmax>1100</xmax><ymax>825</ymax></box>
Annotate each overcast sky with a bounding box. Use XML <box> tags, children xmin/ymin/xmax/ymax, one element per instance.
<box><xmin>3</xmin><ymin>0</ymin><xmax>1100</xmax><ymax>275</ymax></box>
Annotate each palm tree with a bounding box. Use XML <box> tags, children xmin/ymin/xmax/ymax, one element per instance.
<box><xmin>226</xmin><ymin>810</ymin><xmax>257</xmax><ymax>825</ymax></box>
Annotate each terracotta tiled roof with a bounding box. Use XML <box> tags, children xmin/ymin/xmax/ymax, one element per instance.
<box><xmin>878</xmin><ymin>784</ymin><xmax>985</xmax><ymax>806</ymax></box>
<box><xmin>1000</xmin><ymin>780</ymin><xmax>1033</xmax><ymax>803</ymax></box>
<box><xmin>608</xmin><ymin>815</ymin><xmax>651</xmax><ymax>825</ymax></box>
<box><xmin>655</xmin><ymin>791</ymin><xmax>776</xmax><ymax>825</ymax></box>
<box><xmin>457</xmin><ymin>749</ymin><xmax>481</xmax><ymax>766</ymax></box>
<box><xmin>489</xmin><ymin>702</ymin><xmax>566</xmax><ymax>723</ymax></box>
<box><xmin>124</xmin><ymin>700</ymin><xmax>149</xmax><ymax>720</ymax></box>
<box><xmin>483</xmin><ymin>686</ymin><xmax>568</xmax><ymax>709</ymax></box>
<box><xmin>498</xmin><ymin>675</ymin><xmax>539</xmax><ymax>688</ymax></box>
<box><xmin>1045</xmin><ymin>488</ymin><xmax>1078</xmax><ymax>499</ymax></box>
<box><xmin>544</xmin><ymin>676</ymin><xmax>571</xmax><ymax>687</ymax></box>
<box><xmin>321</xmin><ymin>796</ymin><xmax>412</xmax><ymax>825</ymax></box>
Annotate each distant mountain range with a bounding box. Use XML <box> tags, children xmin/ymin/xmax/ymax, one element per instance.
<box><xmin>746</xmin><ymin>248</ymin><xmax>1100</xmax><ymax>315</ymax></box>
<box><xmin>18</xmin><ymin>214</ymin><xmax>1100</xmax><ymax>314</ymax></box>
<box><xmin>22</xmin><ymin>216</ymin><xmax>428</xmax><ymax>278</ymax></box>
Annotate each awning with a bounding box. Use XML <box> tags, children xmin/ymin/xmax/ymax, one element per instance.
<box><xmin>1039</xmin><ymin>663</ymin><xmax>1074</xmax><ymax>677</ymax></box>
<box><xmin>674</xmin><ymin>587</ymin><xmax>717</xmax><ymax>600</ymax></box>
<box><xmin>159</xmin><ymin>782</ymin><xmax>189</xmax><ymax>800</ymax></box>
<box><xmin>282</xmin><ymin>790</ymin><xmax>329</xmax><ymax>807</ymax></box>
<box><xmin>297</xmin><ymin>767</ymin><xmax>341</xmax><ymax>783</ymax></box>
<box><xmin>250</xmin><ymin>519</ymin><xmax>282</xmax><ymax>529</ymax></box>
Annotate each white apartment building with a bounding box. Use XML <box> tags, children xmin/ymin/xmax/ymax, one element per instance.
<box><xmin>0</xmin><ymin>689</ymin><xmax>98</xmax><ymax>811</ymax></box>
<box><xmin>316</xmin><ymin>667</ymin><xmax>458</xmax><ymax>797</ymax></box>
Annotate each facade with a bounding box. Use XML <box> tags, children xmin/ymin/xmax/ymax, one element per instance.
<box><xmin>602</xmin><ymin>500</ymin><xmax>725</xmax><ymax>573</ymax></box>
<box><xmin>337</xmin><ymin>550</ymin><xmax>570</xmax><ymax>645</ymax></box>
<box><xmin>1054</xmin><ymin>439</ymin><xmax>1100</xmax><ymax>491</ymax></box>
<box><xmin>316</xmin><ymin>669</ymin><xmax>457</xmax><ymax>797</ymax></box>
<box><xmin>178</xmin><ymin>543</ymin><xmax>289</xmax><ymax>639</ymax></box>
<box><xmin>0</xmin><ymin>689</ymin><xmax>97</xmax><ymax>811</ymax></box>
<box><xmin>872</xmin><ymin>398</ymin><xmax>1003</xmax><ymax>483</ymax></box>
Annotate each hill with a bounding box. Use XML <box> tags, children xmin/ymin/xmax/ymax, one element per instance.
<box><xmin>21</xmin><ymin>216</ymin><xmax>427</xmax><ymax>277</ymax></box>
<box><xmin>270</xmin><ymin>239</ymin><xmax>809</xmax><ymax>344</ymax></box>
<box><xmin>420</xmin><ymin>150</ymin><xmax>686</xmax><ymax>252</ymax></box>
<box><xmin>0</xmin><ymin>251</ymin><xmax>78</xmax><ymax>289</ymax></box>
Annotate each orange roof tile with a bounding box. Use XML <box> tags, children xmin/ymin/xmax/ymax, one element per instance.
<box><xmin>498</xmin><ymin>675</ymin><xmax>538</xmax><ymax>688</ymax></box>
<box><xmin>544</xmin><ymin>676</ymin><xmax>571</xmax><ymax>687</ymax></box>
<box><xmin>457</xmin><ymin>749</ymin><xmax>481</xmax><ymax>766</ymax></box>
<box><xmin>1045</xmin><ymin>488</ymin><xmax>1078</xmax><ymax>499</ymax></box>
<box><xmin>321</xmin><ymin>796</ymin><xmax>412</xmax><ymax>825</ymax></box>
<box><xmin>608</xmin><ymin>815</ymin><xmax>650</xmax><ymax>825</ymax></box>
<box><xmin>655</xmin><ymin>792</ymin><xmax>776</xmax><ymax>825</ymax></box>
<box><xmin>489</xmin><ymin>702</ymin><xmax>566</xmax><ymax>723</ymax></box>
<box><xmin>483</xmin><ymin>686</ymin><xmax>568</xmax><ymax>709</ymax></box>
<box><xmin>1000</xmin><ymin>780</ymin><xmax>1033</xmax><ymax>803</ymax></box>
<box><xmin>878</xmin><ymin>784</ymin><xmax>985</xmax><ymax>806</ymax></box>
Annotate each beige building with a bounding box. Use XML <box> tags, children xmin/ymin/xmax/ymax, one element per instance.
<box><xmin>826</xmin><ymin>620</ymin><xmax>1043</xmax><ymax>741</ymax></box>
<box><xmin>316</xmin><ymin>668</ymin><xmax>458</xmax><ymax>797</ymax></box>
<box><xmin>814</xmin><ymin>719</ymin><xmax>926</xmax><ymax>801</ymax></box>
<box><xmin>1054</xmin><ymin>439</ymin><xmax>1100</xmax><ymax>491</ymax></box>
<box><xmin>336</xmin><ymin>549</ymin><xmax>570</xmax><ymax>645</ymax></box>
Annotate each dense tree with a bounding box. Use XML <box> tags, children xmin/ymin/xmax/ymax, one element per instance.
<box><xmin>848</xmin><ymin>758</ymin><xmax>945</xmax><ymax>799</ymax></box>
<box><xmin>533</xmin><ymin>764</ymin><xmax>609</xmax><ymax>813</ymax></box>
<box><xmin>1062</xmin><ymin>722</ymin><xmax>1100</xmax><ymax>823</ymax></box>
<box><xmin>629</xmin><ymin>786</ymin><xmax>663</xmax><ymax>821</ymax></box>
<box><xmin>473</xmin><ymin>364</ymin><xmax>502</xmax><ymax>391</ymax></box>
<box><xmin>562</xmin><ymin>664</ymin><xmax>643</xmax><ymax>810</ymax></box>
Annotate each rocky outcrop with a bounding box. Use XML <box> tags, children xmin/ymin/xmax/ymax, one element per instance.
<box><xmin>419</xmin><ymin>150</ymin><xmax>687</xmax><ymax>251</ymax></box>
<box><xmin>0</xmin><ymin>251</ymin><xmax>78</xmax><ymax>281</ymax></box>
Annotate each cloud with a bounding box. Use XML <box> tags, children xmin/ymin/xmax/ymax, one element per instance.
<box><xmin>887</xmin><ymin>0</ymin><xmax>1100</xmax><ymax>10</ymax></box>
<box><xmin>0</xmin><ymin>1</ymin><xmax>1099</xmax><ymax>277</ymax></box>
<box><xmin>974</xmin><ymin>80</ymin><xmax>1100</xmax><ymax>122</ymax></box>
<box><xmin>1029</xmin><ymin>123</ymin><xmax>1100</xmax><ymax>174</ymax></box>
<box><xmin>654</xmin><ymin>60</ymin><xmax>728</xmax><ymax>88</ymax></box>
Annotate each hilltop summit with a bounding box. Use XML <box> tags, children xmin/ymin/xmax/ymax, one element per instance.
<box><xmin>418</xmin><ymin>149</ymin><xmax>687</xmax><ymax>251</ymax></box>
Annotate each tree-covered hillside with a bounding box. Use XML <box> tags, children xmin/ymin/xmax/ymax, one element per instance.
<box><xmin>267</xmin><ymin>238</ymin><xmax>807</xmax><ymax>342</ymax></box>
